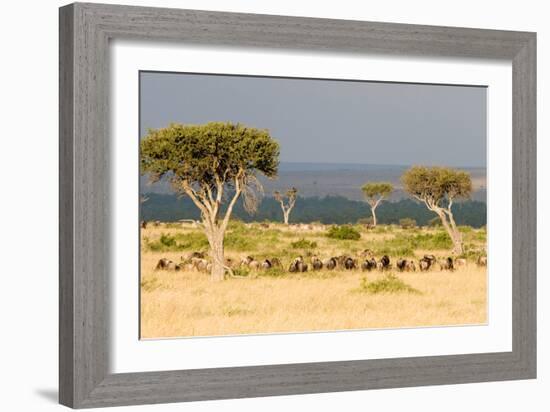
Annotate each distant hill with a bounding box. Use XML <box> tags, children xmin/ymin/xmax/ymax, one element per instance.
<box><xmin>141</xmin><ymin>193</ymin><xmax>487</xmax><ymax>228</ymax></box>
<box><xmin>141</xmin><ymin>162</ymin><xmax>487</xmax><ymax>202</ymax></box>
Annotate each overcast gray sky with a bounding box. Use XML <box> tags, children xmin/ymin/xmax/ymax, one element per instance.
<box><xmin>140</xmin><ymin>71</ymin><xmax>487</xmax><ymax>168</ymax></box>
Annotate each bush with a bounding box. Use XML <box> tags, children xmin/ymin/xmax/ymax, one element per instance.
<box><xmin>374</xmin><ymin>245</ymin><xmax>415</xmax><ymax>257</ymax></box>
<box><xmin>399</xmin><ymin>218</ymin><xmax>417</xmax><ymax>229</ymax></box>
<box><xmin>412</xmin><ymin>231</ymin><xmax>452</xmax><ymax>249</ymax></box>
<box><xmin>359</xmin><ymin>274</ymin><xmax>420</xmax><ymax>294</ymax></box>
<box><xmin>361</xmin><ymin>231</ymin><xmax>452</xmax><ymax>257</ymax></box>
<box><xmin>224</xmin><ymin>232</ymin><xmax>257</xmax><ymax>251</ymax></box>
<box><xmin>145</xmin><ymin>233</ymin><xmax>182</xmax><ymax>252</ymax></box>
<box><xmin>290</xmin><ymin>238</ymin><xmax>318</xmax><ymax>249</ymax></box>
<box><xmin>326</xmin><ymin>225</ymin><xmax>361</xmax><ymax>240</ymax></box>
<box><xmin>232</xmin><ymin>267</ymin><xmax>251</xmax><ymax>277</ymax></box>
<box><xmin>458</xmin><ymin>244</ymin><xmax>486</xmax><ymax>261</ymax></box>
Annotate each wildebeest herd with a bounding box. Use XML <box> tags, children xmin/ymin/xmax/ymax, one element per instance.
<box><xmin>154</xmin><ymin>249</ymin><xmax>487</xmax><ymax>274</ymax></box>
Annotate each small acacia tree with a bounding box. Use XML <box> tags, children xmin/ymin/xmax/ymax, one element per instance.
<box><xmin>273</xmin><ymin>187</ymin><xmax>298</xmax><ymax>225</ymax></box>
<box><xmin>140</xmin><ymin>122</ymin><xmax>279</xmax><ymax>280</ymax></box>
<box><xmin>361</xmin><ymin>182</ymin><xmax>393</xmax><ymax>227</ymax></box>
<box><xmin>401</xmin><ymin>166</ymin><xmax>472</xmax><ymax>254</ymax></box>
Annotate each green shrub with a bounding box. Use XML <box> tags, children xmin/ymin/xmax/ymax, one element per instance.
<box><xmin>144</xmin><ymin>232</ymin><xmax>209</xmax><ymax>252</ymax></box>
<box><xmin>290</xmin><ymin>238</ymin><xmax>318</xmax><ymax>249</ymax></box>
<box><xmin>326</xmin><ymin>225</ymin><xmax>361</xmax><ymax>240</ymax></box>
<box><xmin>232</xmin><ymin>266</ymin><xmax>252</xmax><ymax>277</ymax></box>
<box><xmin>359</xmin><ymin>274</ymin><xmax>420</xmax><ymax>294</ymax></box>
<box><xmin>458</xmin><ymin>244</ymin><xmax>486</xmax><ymax>261</ymax></box>
<box><xmin>375</xmin><ymin>245</ymin><xmax>415</xmax><ymax>257</ymax></box>
<box><xmin>224</xmin><ymin>232</ymin><xmax>257</xmax><ymax>251</ymax></box>
<box><xmin>399</xmin><ymin>218</ymin><xmax>417</xmax><ymax>229</ymax></box>
<box><xmin>175</xmin><ymin>232</ymin><xmax>209</xmax><ymax>250</ymax></box>
<box><xmin>362</xmin><ymin>231</ymin><xmax>452</xmax><ymax>256</ymax></box>
<box><xmin>412</xmin><ymin>231</ymin><xmax>452</xmax><ymax>249</ymax></box>
<box><xmin>145</xmin><ymin>233</ymin><xmax>179</xmax><ymax>251</ymax></box>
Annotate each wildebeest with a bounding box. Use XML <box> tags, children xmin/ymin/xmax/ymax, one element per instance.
<box><xmin>455</xmin><ymin>258</ymin><xmax>467</xmax><ymax>267</ymax></box>
<box><xmin>343</xmin><ymin>257</ymin><xmax>356</xmax><ymax>270</ymax></box>
<box><xmin>155</xmin><ymin>258</ymin><xmax>170</xmax><ymax>270</ymax></box>
<box><xmin>419</xmin><ymin>254</ymin><xmax>437</xmax><ymax>271</ymax></box>
<box><xmin>140</xmin><ymin>220</ymin><xmax>147</xmax><ymax>229</ymax></box>
<box><xmin>289</xmin><ymin>256</ymin><xmax>308</xmax><ymax>273</ymax></box>
<box><xmin>311</xmin><ymin>256</ymin><xmax>323</xmax><ymax>271</ymax></box>
<box><xmin>155</xmin><ymin>258</ymin><xmax>180</xmax><ymax>271</ymax></box>
<box><xmin>379</xmin><ymin>255</ymin><xmax>391</xmax><ymax>270</ymax></box>
<box><xmin>477</xmin><ymin>256</ymin><xmax>487</xmax><ymax>266</ymax></box>
<box><xmin>323</xmin><ymin>257</ymin><xmax>337</xmax><ymax>270</ymax></box>
<box><xmin>396</xmin><ymin>258</ymin><xmax>407</xmax><ymax>271</ymax></box>
<box><xmin>189</xmin><ymin>251</ymin><xmax>206</xmax><ymax>260</ymax></box>
<box><xmin>182</xmin><ymin>263</ymin><xmax>195</xmax><ymax>271</ymax></box>
<box><xmin>397</xmin><ymin>258</ymin><xmax>416</xmax><ymax>272</ymax></box>
<box><xmin>336</xmin><ymin>255</ymin><xmax>348</xmax><ymax>269</ymax></box>
<box><xmin>438</xmin><ymin>257</ymin><xmax>454</xmax><ymax>271</ymax></box>
<box><xmin>361</xmin><ymin>258</ymin><xmax>377</xmax><ymax>271</ymax></box>
<box><xmin>193</xmin><ymin>258</ymin><xmax>209</xmax><ymax>272</ymax></box>
<box><xmin>260</xmin><ymin>258</ymin><xmax>283</xmax><ymax>270</ymax></box>
<box><xmin>240</xmin><ymin>256</ymin><xmax>255</xmax><ymax>267</ymax></box>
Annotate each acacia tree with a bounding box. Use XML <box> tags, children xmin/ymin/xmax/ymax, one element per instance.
<box><xmin>401</xmin><ymin>166</ymin><xmax>472</xmax><ymax>254</ymax></box>
<box><xmin>140</xmin><ymin>122</ymin><xmax>279</xmax><ymax>280</ymax></box>
<box><xmin>361</xmin><ymin>182</ymin><xmax>393</xmax><ymax>227</ymax></box>
<box><xmin>273</xmin><ymin>187</ymin><xmax>298</xmax><ymax>225</ymax></box>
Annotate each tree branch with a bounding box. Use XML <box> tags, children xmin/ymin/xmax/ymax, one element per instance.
<box><xmin>220</xmin><ymin>169</ymin><xmax>244</xmax><ymax>232</ymax></box>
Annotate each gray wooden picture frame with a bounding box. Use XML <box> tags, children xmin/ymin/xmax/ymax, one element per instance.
<box><xmin>59</xmin><ymin>2</ymin><xmax>536</xmax><ymax>409</ymax></box>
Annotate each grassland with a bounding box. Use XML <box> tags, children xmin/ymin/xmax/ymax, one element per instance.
<box><xmin>140</xmin><ymin>221</ymin><xmax>487</xmax><ymax>338</ymax></box>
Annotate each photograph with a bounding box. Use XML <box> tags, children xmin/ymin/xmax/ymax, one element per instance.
<box><xmin>139</xmin><ymin>71</ymin><xmax>488</xmax><ymax>339</ymax></box>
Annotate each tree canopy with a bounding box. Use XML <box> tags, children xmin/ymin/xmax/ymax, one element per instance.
<box><xmin>274</xmin><ymin>187</ymin><xmax>298</xmax><ymax>202</ymax></box>
<box><xmin>140</xmin><ymin>122</ymin><xmax>279</xmax><ymax>193</ymax></box>
<box><xmin>401</xmin><ymin>166</ymin><xmax>472</xmax><ymax>208</ymax></box>
<box><xmin>361</xmin><ymin>182</ymin><xmax>393</xmax><ymax>200</ymax></box>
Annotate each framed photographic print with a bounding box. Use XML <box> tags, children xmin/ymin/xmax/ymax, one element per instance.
<box><xmin>59</xmin><ymin>2</ymin><xmax>536</xmax><ymax>408</ymax></box>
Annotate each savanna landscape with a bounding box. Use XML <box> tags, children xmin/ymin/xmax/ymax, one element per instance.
<box><xmin>140</xmin><ymin>219</ymin><xmax>487</xmax><ymax>338</ymax></box>
<box><xmin>139</xmin><ymin>72</ymin><xmax>488</xmax><ymax>339</ymax></box>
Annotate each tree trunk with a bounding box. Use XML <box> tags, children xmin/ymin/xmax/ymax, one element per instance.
<box><xmin>283</xmin><ymin>210</ymin><xmax>290</xmax><ymax>225</ymax></box>
<box><xmin>207</xmin><ymin>227</ymin><xmax>226</xmax><ymax>281</ymax></box>
<box><xmin>371</xmin><ymin>206</ymin><xmax>377</xmax><ymax>227</ymax></box>
<box><xmin>436</xmin><ymin>211</ymin><xmax>463</xmax><ymax>255</ymax></box>
<box><xmin>446</xmin><ymin>209</ymin><xmax>463</xmax><ymax>255</ymax></box>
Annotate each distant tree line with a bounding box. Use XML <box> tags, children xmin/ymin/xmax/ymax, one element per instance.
<box><xmin>141</xmin><ymin>193</ymin><xmax>486</xmax><ymax>228</ymax></box>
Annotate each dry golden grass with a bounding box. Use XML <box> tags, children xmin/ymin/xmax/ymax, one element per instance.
<box><xmin>140</xmin><ymin>222</ymin><xmax>487</xmax><ymax>338</ymax></box>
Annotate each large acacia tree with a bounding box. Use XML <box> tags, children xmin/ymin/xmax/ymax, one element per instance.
<box><xmin>361</xmin><ymin>182</ymin><xmax>393</xmax><ymax>227</ymax></box>
<box><xmin>401</xmin><ymin>166</ymin><xmax>472</xmax><ymax>254</ymax></box>
<box><xmin>140</xmin><ymin>122</ymin><xmax>279</xmax><ymax>280</ymax></box>
<box><xmin>273</xmin><ymin>187</ymin><xmax>298</xmax><ymax>225</ymax></box>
